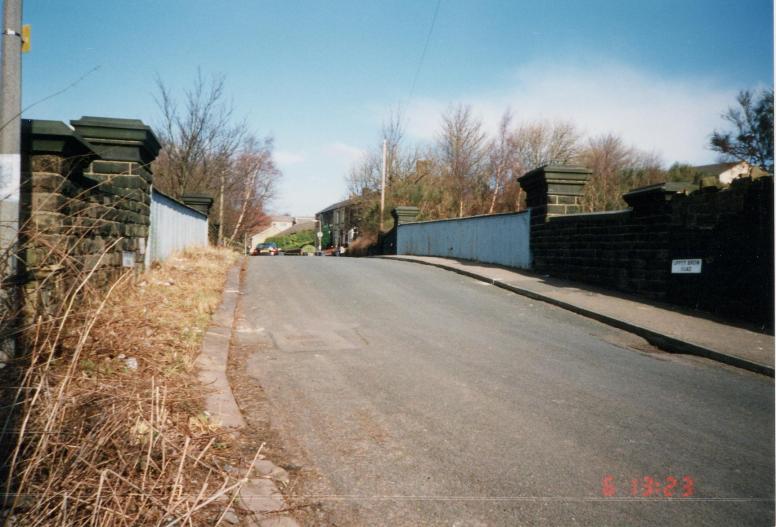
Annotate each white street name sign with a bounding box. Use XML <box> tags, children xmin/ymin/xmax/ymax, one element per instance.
<box><xmin>671</xmin><ymin>259</ymin><xmax>702</xmax><ymax>274</ymax></box>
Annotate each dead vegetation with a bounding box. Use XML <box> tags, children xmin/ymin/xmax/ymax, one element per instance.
<box><xmin>0</xmin><ymin>245</ymin><xmax>265</xmax><ymax>526</ymax></box>
<box><xmin>344</xmin><ymin>233</ymin><xmax>377</xmax><ymax>257</ymax></box>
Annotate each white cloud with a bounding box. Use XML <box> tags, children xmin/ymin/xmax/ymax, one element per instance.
<box><xmin>269</xmin><ymin>142</ymin><xmax>367</xmax><ymax>216</ymax></box>
<box><xmin>403</xmin><ymin>60</ymin><xmax>737</xmax><ymax>165</ymax></box>
<box><xmin>323</xmin><ymin>142</ymin><xmax>367</xmax><ymax>165</ymax></box>
<box><xmin>274</xmin><ymin>149</ymin><xmax>306</xmax><ymax>167</ymax></box>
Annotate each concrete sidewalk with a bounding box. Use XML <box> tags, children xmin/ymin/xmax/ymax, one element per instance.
<box><xmin>379</xmin><ymin>255</ymin><xmax>774</xmax><ymax>376</ymax></box>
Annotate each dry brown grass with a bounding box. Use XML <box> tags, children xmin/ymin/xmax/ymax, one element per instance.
<box><xmin>345</xmin><ymin>233</ymin><xmax>378</xmax><ymax>257</ymax></box>
<box><xmin>1</xmin><ymin>246</ymin><xmax>263</xmax><ymax>526</ymax></box>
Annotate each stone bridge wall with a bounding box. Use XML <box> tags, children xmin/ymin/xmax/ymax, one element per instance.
<box><xmin>522</xmin><ymin>166</ymin><xmax>773</xmax><ymax>327</ymax></box>
<box><xmin>20</xmin><ymin>117</ymin><xmax>159</xmax><ymax>315</ymax></box>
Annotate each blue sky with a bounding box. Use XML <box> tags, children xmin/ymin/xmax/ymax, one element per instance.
<box><xmin>21</xmin><ymin>0</ymin><xmax>774</xmax><ymax>216</ymax></box>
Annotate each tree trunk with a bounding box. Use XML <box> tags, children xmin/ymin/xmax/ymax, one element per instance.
<box><xmin>229</xmin><ymin>170</ymin><xmax>256</xmax><ymax>242</ymax></box>
<box><xmin>488</xmin><ymin>180</ymin><xmax>499</xmax><ymax>214</ymax></box>
<box><xmin>489</xmin><ymin>166</ymin><xmax>502</xmax><ymax>214</ymax></box>
<box><xmin>217</xmin><ymin>173</ymin><xmax>225</xmax><ymax>246</ymax></box>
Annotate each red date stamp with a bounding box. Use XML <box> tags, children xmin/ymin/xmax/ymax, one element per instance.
<box><xmin>601</xmin><ymin>474</ymin><xmax>695</xmax><ymax>497</ymax></box>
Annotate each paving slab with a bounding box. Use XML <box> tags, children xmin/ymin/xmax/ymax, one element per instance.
<box><xmin>380</xmin><ymin>255</ymin><xmax>774</xmax><ymax>376</ymax></box>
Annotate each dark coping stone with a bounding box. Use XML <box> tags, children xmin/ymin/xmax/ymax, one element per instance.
<box><xmin>90</xmin><ymin>160</ymin><xmax>133</xmax><ymax>175</ymax></box>
<box><xmin>70</xmin><ymin>116</ymin><xmax>161</xmax><ymax>165</ymax></box>
<box><xmin>22</xmin><ymin>119</ymin><xmax>98</xmax><ymax>161</ymax></box>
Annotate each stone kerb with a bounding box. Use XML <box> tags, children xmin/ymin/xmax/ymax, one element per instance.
<box><xmin>518</xmin><ymin>165</ymin><xmax>591</xmax><ymax>223</ymax></box>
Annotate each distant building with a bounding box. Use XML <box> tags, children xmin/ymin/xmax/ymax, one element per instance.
<box><xmin>316</xmin><ymin>198</ymin><xmax>360</xmax><ymax>248</ymax></box>
<box><xmin>692</xmin><ymin>161</ymin><xmax>768</xmax><ymax>185</ymax></box>
<box><xmin>272</xmin><ymin>220</ymin><xmax>317</xmax><ymax>238</ymax></box>
<box><xmin>249</xmin><ymin>215</ymin><xmax>294</xmax><ymax>248</ymax></box>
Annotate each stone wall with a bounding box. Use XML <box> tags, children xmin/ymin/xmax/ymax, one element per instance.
<box><xmin>522</xmin><ymin>166</ymin><xmax>774</xmax><ymax>327</ymax></box>
<box><xmin>667</xmin><ymin>176</ymin><xmax>773</xmax><ymax>325</ymax></box>
<box><xmin>20</xmin><ymin>117</ymin><xmax>160</xmax><ymax>316</ymax></box>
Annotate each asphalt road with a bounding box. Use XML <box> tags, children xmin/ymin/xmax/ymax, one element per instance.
<box><xmin>234</xmin><ymin>256</ymin><xmax>774</xmax><ymax>526</ymax></box>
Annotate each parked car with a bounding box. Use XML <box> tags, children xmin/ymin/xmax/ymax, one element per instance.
<box><xmin>251</xmin><ymin>242</ymin><xmax>279</xmax><ymax>256</ymax></box>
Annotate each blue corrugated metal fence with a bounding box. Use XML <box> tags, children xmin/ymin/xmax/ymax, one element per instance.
<box><xmin>396</xmin><ymin>210</ymin><xmax>532</xmax><ymax>269</ymax></box>
<box><xmin>146</xmin><ymin>188</ymin><xmax>209</xmax><ymax>265</ymax></box>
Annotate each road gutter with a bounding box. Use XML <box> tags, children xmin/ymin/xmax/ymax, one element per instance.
<box><xmin>377</xmin><ymin>256</ymin><xmax>774</xmax><ymax>377</ymax></box>
<box><xmin>197</xmin><ymin>257</ymin><xmax>301</xmax><ymax>527</ymax></box>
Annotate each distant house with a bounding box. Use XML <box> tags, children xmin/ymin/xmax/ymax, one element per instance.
<box><xmin>249</xmin><ymin>215</ymin><xmax>294</xmax><ymax>248</ymax></box>
<box><xmin>316</xmin><ymin>198</ymin><xmax>360</xmax><ymax>248</ymax></box>
<box><xmin>272</xmin><ymin>220</ymin><xmax>317</xmax><ymax>238</ymax></box>
<box><xmin>692</xmin><ymin>161</ymin><xmax>767</xmax><ymax>185</ymax></box>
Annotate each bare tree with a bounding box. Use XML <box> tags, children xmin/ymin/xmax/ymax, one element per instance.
<box><xmin>228</xmin><ymin>135</ymin><xmax>279</xmax><ymax>242</ymax></box>
<box><xmin>578</xmin><ymin>133</ymin><xmax>632</xmax><ymax>211</ymax></box>
<box><xmin>210</xmin><ymin>125</ymin><xmax>248</xmax><ymax>244</ymax></box>
<box><xmin>153</xmin><ymin>71</ymin><xmax>280</xmax><ymax>245</ymax></box>
<box><xmin>579</xmin><ymin>133</ymin><xmax>664</xmax><ymax>211</ymax></box>
<box><xmin>437</xmin><ymin>105</ymin><xmax>487</xmax><ymax>217</ymax></box>
<box><xmin>510</xmin><ymin>120</ymin><xmax>580</xmax><ymax>172</ymax></box>
<box><xmin>486</xmin><ymin>109</ymin><xmax>515</xmax><ymax>214</ymax></box>
<box><xmin>710</xmin><ymin>89</ymin><xmax>774</xmax><ymax>172</ymax></box>
<box><xmin>344</xmin><ymin>110</ymin><xmax>428</xmax><ymax>233</ymax></box>
<box><xmin>495</xmin><ymin>119</ymin><xmax>580</xmax><ymax>212</ymax></box>
<box><xmin>153</xmin><ymin>71</ymin><xmax>245</xmax><ymax>197</ymax></box>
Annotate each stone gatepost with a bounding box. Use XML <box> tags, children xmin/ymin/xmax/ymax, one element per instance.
<box><xmin>70</xmin><ymin>117</ymin><xmax>161</xmax><ymax>274</ymax></box>
<box><xmin>182</xmin><ymin>194</ymin><xmax>215</xmax><ymax>245</ymax></box>
<box><xmin>622</xmin><ymin>181</ymin><xmax>696</xmax><ymax>216</ymax></box>
<box><xmin>391</xmin><ymin>206</ymin><xmax>420</xmax><ymax>226</ymax></box>
<box><xmin>518</xmin><ymin>165</ymin><xmax>591</xmax><ymax>223</ymax></box>
<box><xmin>181</xmin><ymin>194</ymin><xmax>214</xmax><ymax>217</ymax></box>
<box><xmin>21</xmin><ymin>120</ymin><xmax>99</xmax><ymax>316</ymax></box>
<box><xmin>380</xmin><ymin>206</ymin><xmax>420</xmax><ymax>255</ymax></box>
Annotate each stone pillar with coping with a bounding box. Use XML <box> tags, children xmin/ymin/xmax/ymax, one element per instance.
<box><xmin>70</xmin><ymin>116</ymin><xmax>161</xmax><ymax>273</ymax></box>
<box><xmin>518</xmin><ymin>165</ymin><xmax>592</xmax><ymax>224</ymax></box>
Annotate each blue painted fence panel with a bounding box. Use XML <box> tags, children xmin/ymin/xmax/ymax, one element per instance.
<box><xmin>147</xmin><ymin>189</ymin><xmax>208</xmax><ymax>265</ymax></box>
<box><xmin>397</xmin><ymin>210</ymin><xmax>532</xmax><ymax>269</ymax></box>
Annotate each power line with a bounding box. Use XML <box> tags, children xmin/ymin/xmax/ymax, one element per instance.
<box><xmin>407</xmin><ymin>0</ymin><xmax>442</xmax><ymax>104</ymax></box>
<box><xmin>0</xmin><ymin>65</ymin><xmax>101</xmax><ymax>132</ymax></box>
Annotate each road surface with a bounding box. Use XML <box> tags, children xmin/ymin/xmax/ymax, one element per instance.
<box><xmin>232</xmin><ymin>256</ymin><xmax>774</xmax><ymax>526</ymax></box>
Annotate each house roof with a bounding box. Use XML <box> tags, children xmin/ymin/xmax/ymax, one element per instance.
<box><xmin>273</xmin><ymin>221</ymin><xmax>317</xmax><ymax>237</ymax></box>
<box><xmin>691</xmin><ymin>161</ymin><xmax>769</xmax><ymax>179</ymax></box>
<box><xmin>691</xmin><ymin>162</ymin><xmax>744</xmax><ymax>176</ymax></box>
<box><xmin>271</xmin><ymin>215</ymin><xmax>294</xmax><ymax>223</ymax></box>
<box><xmin>316</xmin><ymin>198</ymin><xmax>357</xmax><ymax>215</ymax></box>
<box><xmin>294</xmin><ymin>216</ymin><xmax>316</xmax><ymax>223</ymax></box>
<box><xmin>249</xmin><ymin>224</ymin><xmax>278</xmax><ymax>238</ymax></box>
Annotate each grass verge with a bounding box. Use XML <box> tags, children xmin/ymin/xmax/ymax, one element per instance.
<box><xmin>2</xmin><ymin>246</ymin><xmax>261</xmax><ymax>526</ymax></box>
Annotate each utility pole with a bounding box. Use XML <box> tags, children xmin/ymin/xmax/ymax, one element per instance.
<box><xmin>316</xmin><ymin>219</ymin><xmax>323</xmax><ymax>255</ymax></box>
<box><xmin>1</xmin><ymin>0</ymin><xmax>21</xmax><ymax>201</ymax></box>
<box><xmin>0</xmin><ymin>0</ymin><xmax>22</xmax><ymax>364</ymax></box>
<box><xmin>379</xmin><ymin>139</ymin><xmax>387</xmax><ymax>232</ymax></box>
